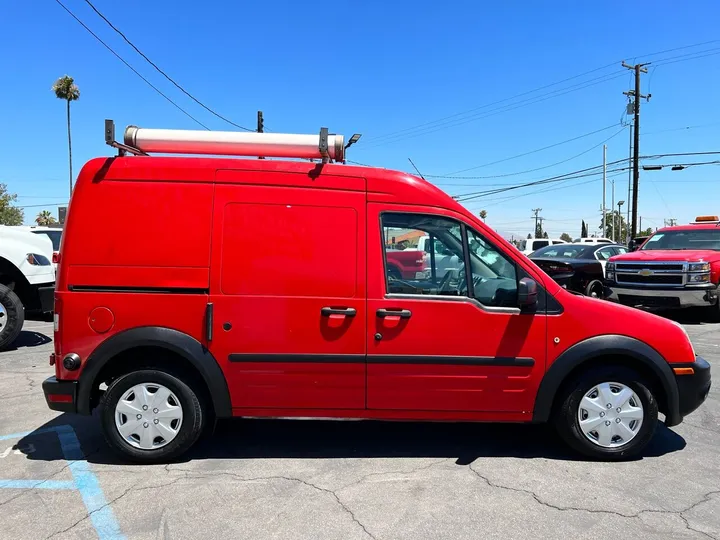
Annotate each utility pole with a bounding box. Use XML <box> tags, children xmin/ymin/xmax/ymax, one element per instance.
<box><xmin>626</xmin><ymin>123</ymin><xmax>632</xmax><ymax>243</ymax></box>
<box><xmin>602</xmin><ymin>144</ymin><xmax>607</xmax><ymax>238</ymax></box>
<box><xmin>622</xmin><ymin>62</ymin><xmax>651</xmax><ymax>239</ymax></box>
<box><xmin>531</xmin><ymin>208</ymin><xmax>543</xmax><ymax>238</ymax></box>
<box><xmin>639</xmin><ymin>215</ymin><xmax>642</xmax><ymax>233</ymax></box>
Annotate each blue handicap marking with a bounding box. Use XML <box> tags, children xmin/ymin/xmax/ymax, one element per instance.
<box><xmin>0</xmin><ymin>425</ymin><xmax>125</xmax><ymax>540</ymax></box>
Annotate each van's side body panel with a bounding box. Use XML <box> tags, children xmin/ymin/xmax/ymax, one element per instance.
<box><xmin>207</xmin><ymin>168</ymin><xmax>367</xmax><ymax>410</ymax></box>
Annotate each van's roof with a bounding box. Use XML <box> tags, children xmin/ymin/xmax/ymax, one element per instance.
<box><xmin>78</xmin><ymin>155</ymin><xmax>467</xmax><ymax>215</ymax></box>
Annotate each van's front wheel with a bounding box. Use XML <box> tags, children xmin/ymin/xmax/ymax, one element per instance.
<box><xmin>554</xmin><ymin>366</ymin><xmax>658</xmax><ymax>461</ymax></box>
<box><xmin>100</xmin><ymin>370</ymin><xmax>205</xmax><ymax>463</ymax></box>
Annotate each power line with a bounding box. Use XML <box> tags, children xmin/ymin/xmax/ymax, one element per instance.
<box><xmin>363</xmin><ymin>40</ymin><xmax>720</xmax><ymax>146</ymax></box>
<box><xmin>363</xmin><ymin>71</ymin><xmax>628</xmax><ymax>147</ymax></box>
<box><xmin>430</xmin><ymin>127</ymin><xmax>627</xmax><ymax>181</ymax></box>
<box><xmin>452</xmin><ymin>154</ymin><xmax>720</xmax><ymax>202</ymax></box>
<box><xmin>54</xmin><ymin>0</ymin><xmax>210</xmax><ymax>130</ymax></box>
<box><xmin>364</xmin><ymin>64</ymin><xmax>620</xmax><ymax>144</ymax></box>
<box><xmin>82</xmin><ymin>0</ymin><xmax>252</xmax><ymax>132</ymax></box>
<box><xmin>439</xmin><ymin>124</ymin><xmax>623</xmax><ymax>177</ymax></box>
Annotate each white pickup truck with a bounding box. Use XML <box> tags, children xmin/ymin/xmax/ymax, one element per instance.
<box><xmin>0</xmin><ymin>227</ymin><xmax>55</xmax><ymax>349</ymax></box>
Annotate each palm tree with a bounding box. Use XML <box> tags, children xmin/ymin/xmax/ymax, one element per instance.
<box><xmin>52</xmin><ymin>76</ymin><xmax>80</xmax><ymax>197</ymax></box>
<box><xmin>36</xmin><ymin>210</ymin><xmax>57</xmax><ymax>226</ymax></box>
<box><xmin>479</xmin><ymin>210</ymin><xmax>487</xmax><ymax>222</ymax></box>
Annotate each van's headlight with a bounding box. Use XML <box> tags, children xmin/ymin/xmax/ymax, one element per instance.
<box><xmin>26</xmin><ymin>253</ymin><xmax>51</xmax><ymax>266</ymax></box>
<box><xmin>606</xmin><ymin>262</ymin><xmax>615</xmax><ymax>281</ymax></box>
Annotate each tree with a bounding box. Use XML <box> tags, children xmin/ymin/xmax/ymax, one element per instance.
<box><xmin>478</xmin><ymin>209</ymin><xmax>487</xmax><ymax>222</ymax></box>
<box><xmin>581</xmin><ymin>220</ymin><xmax>588</xmax><ymax>238</ymax></box>
<box><xmin>0</xmin><ymin>184</ymin><xmax>24</xmax><ymax>225</ymax></box>
<box><xmin>599</xmin><ymin>210</ymin><xmax>628</xmax><ymax>243</ymax></box>
<box><xmin>542</xmin><ymin>231</ymin><xmax>549</xmax><ymax>239</ymax></box>
<box><xmin>638</xmin><ymin>227</ymin><xmax>654</xmax><ymax>237</ymax></box>
<box><xmin>52</xmin><ymin>75</ymin><xmax>80</xmax><ymax>197</ymax></box>
<box><xmin>560</xmin><ymin>232</ymin><xmax>573</xmax><ymax>242</ymax></box>
<box><xmin>36</xmin><ymin>210</ymin><xmax>59</xmax><ymax>226</ymax></box>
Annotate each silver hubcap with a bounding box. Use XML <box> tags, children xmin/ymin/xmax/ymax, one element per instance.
<box><xmin>578</xmin><ymin>381</ymin><xmax>644</xmax><ymax>448</ymax></box>
<box><xmin>0</xmin><ymin>302</ymin><xmax>6</xmax><ymax>333</ymax></box>
<box><xmin>115</xmin><ymin>383</ymin><xmax>183</xmax><ymax>450</ymax></box>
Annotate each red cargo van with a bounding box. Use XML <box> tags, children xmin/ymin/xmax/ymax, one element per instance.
<box><xmin>43</xmin><ymin>123</ymin><xmax>710</xmax><ymax>463</ymax></box>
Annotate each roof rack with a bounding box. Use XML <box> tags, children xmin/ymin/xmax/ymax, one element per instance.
<box><xmin>104</xmin><ymin>119</ymin><xmax>356</xmax><ymax>163</ymax></box>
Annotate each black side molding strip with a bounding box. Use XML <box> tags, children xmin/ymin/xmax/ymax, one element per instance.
<box><xmin>229</xmin><ymin>354</ymin><xmax>534</xmax><ymax>367</ymax></box>
<box><xmin>229</xmin><ymin>354</ymin><xmax>365</xmax><ymax>363</ymax></box>
<box><xmin>368</xmin><ymin>356</ymin><xmax>535</xmax><ymax>366</ymax></box>
<box><xmin>69</xmin><ymin>285</ymin><xmax>209</xmax><ymax>295</ymax></box>
<box><xmin>205</xmin><ymin>303</ymin><xmax>213</xmax><ymax>342</ymax></box>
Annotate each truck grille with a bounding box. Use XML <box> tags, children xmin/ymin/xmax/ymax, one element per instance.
<box><xmin>616</xmin><ymin>262</ymin><xmax>684</xmax><ymax>272</ymax></box>
<box><xmin>617</xmin><ymin>274</ymin><xmax>683</xmax><ymax>285</ymax></box>
<box><xmin>615</xmin><ymin>261</ymin><xmax>687</xmax><ymax>287</ymax></box>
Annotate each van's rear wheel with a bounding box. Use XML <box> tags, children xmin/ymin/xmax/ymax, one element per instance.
<box><xmin>554</xmin><ymin>366</ymin><xmax>658</xmax><ymax>460</ymax></box>
<box><xmin>100</xmin><ymin>370</ymin><xmax>204</xmax><ymax>463</ymax></box>
<box><xmin>0</xmin><ymin>284</ymin><xmax>24</xmax><ymax>350</ymax></box>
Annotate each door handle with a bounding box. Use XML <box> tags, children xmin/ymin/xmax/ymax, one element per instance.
<box><xmin>321</xmin><ymin>307</ymin><xmax>357</xmax><ymax>317</ymax></box>
<box><xmin>376</xmin><ymin>308</ymin><xmax>412</xmax><ymax>319</ymax></box>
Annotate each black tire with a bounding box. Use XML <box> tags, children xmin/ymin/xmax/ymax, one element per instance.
<box><xmin>553</xmin><ymin>366</ymin><xmax>658</xmax><ymax>461</ymax></box>
<box><xmin>99</xmin><ymin>370</ymin><xmax>205</xmax><ymax>463</ymax></box>
<box><xmin>707</xmin><ymin>300</ymin><xmax>720</xmax><ymax>323</ymax></box>
<box><xmin>584</xmin><ymin>280</ymin><xmax>604</xmax><ymax>299</ymax></box>
<box><xmin>0</xmin><ymin>284</ymin><xmax>25</xmax><ymax>350</ymax></box>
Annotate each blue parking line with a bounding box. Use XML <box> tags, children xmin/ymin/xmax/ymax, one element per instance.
<box><xmin>0</xmin><ymin>425</ymin><xmax>126</xmax><ymax>540</ymax></box>
<box><xmin>0</xmin><ymin>479</ymin><xmax>75</xmax><ymax>489</ymax></box>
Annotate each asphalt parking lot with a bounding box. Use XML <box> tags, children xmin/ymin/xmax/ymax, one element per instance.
<box><xmin>0</xmin><ymin>316</ymin><xmax>718</xmax><ymax>540</ymax></box>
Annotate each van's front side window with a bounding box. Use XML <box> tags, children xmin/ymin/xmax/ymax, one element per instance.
<box><xmin>381</xmin><ymin>213</ymin><xmax>518</xmax><ymax>307</ymax></box>
<box><xmin>382</xmin><ymin>214</ymin><xmax>467</xmax><ymax>296</ymax></box>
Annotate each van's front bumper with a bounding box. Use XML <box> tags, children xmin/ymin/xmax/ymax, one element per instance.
<box><xmin>670</xmin><ymin>357</ymin><xmax>711</xmax><ymax>424</ymax></box>
<box><xmin>42</xmin><ymin>377</ymin><xmax>78</xmax><ymax>413</ymax></box>
<box><xmin>604</xmin><ymin>283</ymin><xmax>718</xmax><ymax>310</ymax></box>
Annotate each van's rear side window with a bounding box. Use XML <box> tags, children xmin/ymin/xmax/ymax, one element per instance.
<box><xmin>220</xmin><ymin>203</ymin><xmax>358</xmax><ymax>297</ymax></box>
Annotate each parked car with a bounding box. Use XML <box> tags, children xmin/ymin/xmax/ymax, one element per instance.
<box><xmin>530</xmin><ymin>243</ymin><xmax>628</xmax><ymax>297</ymax></box>
<box><xmin>0</xmin><ymin>227</ymin><xmax>55</xmax><ymax>349</ymax></box>
<box><xmin>12</xmin><ymin>226</ymin><xmax>63</xmax><ymax>272</ymax></box>
<box><xmin>572</xmin><ymin>237</ymin><xmax>614</xmax><ymax>245</ymax></box>
<box><xmin>606</xmin><ymin>215</ymin><xmax>720</xmax><ymax>317</ymax></box>
<box><xmin>628</xmin><ymin>235</ymin><xmax>649</xmax><ymax>252</ymax></box>
<box><xmin>43</xmin><ymin>122</ymin><xmax>710</xmax><ymax>463</ymax></box>
<box><xmin>518</xmin><ymin>237</ymin><xmax>567</xmax><ymax>255</ymax></box>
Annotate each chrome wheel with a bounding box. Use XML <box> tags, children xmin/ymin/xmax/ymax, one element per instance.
<box><xmin>114</xmin><ymin>383</ymin><xmax>183</xmax><ymax>450</ymax></box>
<box><xmin>577</xmin><ymin>381</ymin><xmax>644</xmax><ymax>448</ymax></box>
<box><xmin>0</xmin><ymin>302</ymin><xmax>6</xmax><ymax>333</ymax></box>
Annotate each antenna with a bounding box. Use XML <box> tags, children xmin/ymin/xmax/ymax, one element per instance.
<box><xmin>408</xmin><ymin>158</ymin><xmax>426</xmax><ymax>181</ymax></box>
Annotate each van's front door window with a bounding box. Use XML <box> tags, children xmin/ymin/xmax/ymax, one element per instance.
<box><xmin>381</xmin><ymin>214</ymin><xmax>466</xmax><ymax>296</ymax></box>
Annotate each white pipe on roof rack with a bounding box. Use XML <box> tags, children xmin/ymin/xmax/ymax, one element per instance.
<box><xmin>124</xmin><ymin>126</ymin><xmax>345</xmax><ymax>161</ymax></box>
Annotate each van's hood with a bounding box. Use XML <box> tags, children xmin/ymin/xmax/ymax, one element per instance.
<box><xmin>611</xmin><ymin>249</ymin><xmax>720</xmax><ymax>262</ymax></box>
<box><xmin>0</xmin><ymin>226</ymin><xmax>53</xmax><ymax>257</ymax></box>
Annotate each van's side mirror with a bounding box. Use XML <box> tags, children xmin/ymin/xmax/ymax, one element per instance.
<box><xmin>518</xmin><ymin>278</ymin><xmax>538</xmax><ymax>308</ymax></box>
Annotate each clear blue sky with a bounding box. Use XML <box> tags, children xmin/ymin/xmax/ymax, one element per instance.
<box><xmin>1</xmin><ymin>1</ymin><xmax>719</xmax><ymax>238</ymax></box>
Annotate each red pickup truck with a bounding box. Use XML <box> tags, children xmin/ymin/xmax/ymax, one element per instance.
<box><xmin>385</xmin><ymin>249</ymin><xmax>425</xmax><ymax>280</ymax></box>
<box><xmin>605</xmin><ymin>215</ymin><xmax>720</xmax><ymax>318</ymax></box>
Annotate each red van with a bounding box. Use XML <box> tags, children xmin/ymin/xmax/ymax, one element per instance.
<box><xmin>43</xmin><ymin>123</ymin><xmax>710</xmax><ymax>463</ymax></box>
